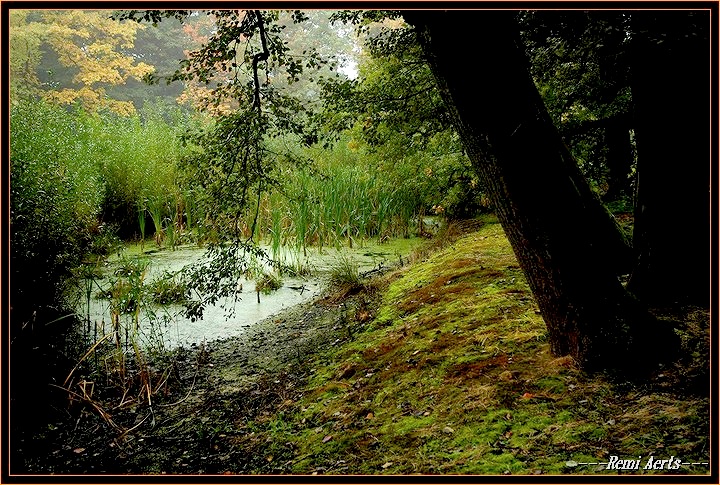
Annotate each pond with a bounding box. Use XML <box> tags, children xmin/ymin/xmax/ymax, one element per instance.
<box><xmin>75</xmin><ymin>235</ymin><xmax>427</xmax><ymax>350</ymax></box>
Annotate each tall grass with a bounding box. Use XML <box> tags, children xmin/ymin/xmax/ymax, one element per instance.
<box><xmin>90</xmin><ymin>103</ymin><xmax>203</xmax><ymax>243</ymax></box>
<box><xmin>240</xmin><ymin>135</ymin><xmax>442</xmax><ymax>252</ymax></box>
<box><xmin>10</xmin><ymin>98</ymin><xmax>203</xmax><ymax>431</ymax></box>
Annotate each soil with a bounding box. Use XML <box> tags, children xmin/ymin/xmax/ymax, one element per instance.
<box><xmin>13</xmin><ymin>283</ymin><xmax>379</xmax><ymax>475</ymax></box>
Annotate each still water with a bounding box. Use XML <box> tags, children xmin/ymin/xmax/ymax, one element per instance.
<box><xmin>76</xmin><ymin>238</ymin><xmax>422</xmax><ymax>349</ymax></box>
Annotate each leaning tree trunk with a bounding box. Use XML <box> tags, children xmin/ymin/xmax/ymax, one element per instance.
<box><xmin>405</xmin><ymin>10</ymin><xmax>673</xmax><ymax>372</ymax></box>
<box><xmin>628</xmin><ymin>11</ymin><xmax>710</xmax><ymax>307</ymax></box>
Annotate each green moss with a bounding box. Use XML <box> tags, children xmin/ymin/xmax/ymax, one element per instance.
<box><xmin>245</xmin><ymin>218</ymin><xmax>709</xmax><ymax>475</ymax></box>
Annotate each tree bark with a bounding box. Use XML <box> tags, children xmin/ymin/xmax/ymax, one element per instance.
<box><xmin>405</xmin><ymin>10</ymin><xmax>671</xmax><ymax>372</ymax></box>
<box><xmin>628</xmin><ymin>11</ymin><xmax>711</xmax><ymax>306</ymax></box>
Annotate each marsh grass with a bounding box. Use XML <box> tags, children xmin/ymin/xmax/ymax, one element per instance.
<box><xmin>68</xmin><ymin>253</ymin><xmax>190</xmax><ymax>431</ymax></box>
<box><xmin>329</xmin><ymin>252</ymin><xmax>362</xmax><ymax>288</ymax></box>
<box><xmin>246</xmin><ymin>164</ymin><xmax>421</xmax><ymax>254</ymax></box>
<box><xmin>147</xmin><ymin>270</ymin><xmax>190</xmax><ymax>305</ymax></box>
<box><xmin>223</xmin><ymin>133</ymin><xmax>457</xmax><ymax>254</ymax></box>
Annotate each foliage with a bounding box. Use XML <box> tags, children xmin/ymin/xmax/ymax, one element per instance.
<box><xmin>10</xmin><ymin>101</ymin><xmax>105</xmax><ymax>311</ymax></box>
<box><xmin>317</xmin><ymin>13</ymin><xmax>486</xmax><ymax>220</ymax></box>
<box><xmin>10</xmin><ymin>10</ymin><xmax>154</xmax><ymax>115</ymax></box>
<box><xmin>91</xmin><ymin>101</ymin><xmax>202</xmax><ymax>240</ymax></box>
<box><xmin>519</xmin><ymin>11</ymin><xmax>635</xmax><ymax>201</ymax></box>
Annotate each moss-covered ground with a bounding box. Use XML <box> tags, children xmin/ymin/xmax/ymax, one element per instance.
<box><xmin>14</xmin><ymin>216</ymin><xmax>710</xmax><ymax>476</ymax></box>
<box><xmin>243</xmin><ymin>216</ymin><xmax>710</xmax><ymax>476</ymax></box>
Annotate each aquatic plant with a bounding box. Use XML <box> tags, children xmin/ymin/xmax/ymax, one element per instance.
<box><xmin>329</xmin><ymin>252</ymin><xmax>362</xmax><ymax>288</ymax></box>
<box><xmin>147</xmin><ymin>270</ymin><xmax>190</xmax><ymax>304</ymax></box>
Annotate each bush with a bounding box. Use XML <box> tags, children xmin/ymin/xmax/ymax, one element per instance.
<box><xmin>10</xmin><ymin>100</ymin><xmax>104</xmax><ymax>433</ymax></box>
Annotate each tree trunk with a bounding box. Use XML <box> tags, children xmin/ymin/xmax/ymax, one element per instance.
<box><xmin>406</xmin><ymin>10</ymin><xmax>672</xmax><ymax>372</ymax></box>
<box><xmin>628</xmin><ymin>11</ymin><xmax>710</xmax><ymax>307</ymax></box>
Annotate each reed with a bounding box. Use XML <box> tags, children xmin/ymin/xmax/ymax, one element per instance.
<box><xmin>246</xmin><ymin>159</ymin><xmax>422</xmax><ymax>253</ymax></box>
<box><xmin>137</xmin><ymin>201</ymin><xmax>147</xmax><ymax>252</ymax></box>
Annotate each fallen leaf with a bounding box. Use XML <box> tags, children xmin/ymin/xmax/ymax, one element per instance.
<box><xmin>73</xmin><ymin>447</ymin><xmax>86</xmax><ymax>454</ymax></box>
<box><xmin>382</xmin><ymin>462</ymin><xmax>393</xmax><ymax>469</ymax></box>
<box><xmin>521</xmin><ymin>392</ymin><xmax>535</xmax><ymax>399</ymax></box>
<box><xmin>442</xmin><ymin>426</ymin><xmax>455</xmax><ymax>434</ymax></box>
<box><xmin>366</xmin><ymin>412</ymin><xmax>374</xmax><ymax>420</ymax></box>
<box><xmin>322</xmin><ymin>435</ymin><xmax>333</xmax><ymax>443</ymax></box>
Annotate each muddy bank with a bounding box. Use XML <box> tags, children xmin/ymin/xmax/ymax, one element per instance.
<box><xmin>14</xmin><ymin>283</ymin><xmax>380</xmax><ymax>475</ymax></box>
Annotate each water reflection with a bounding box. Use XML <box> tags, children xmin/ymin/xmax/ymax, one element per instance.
<box><xmin>77</xmin><ymin>239</ymin><xmax>419</xmax><ymax>349</ymax></box>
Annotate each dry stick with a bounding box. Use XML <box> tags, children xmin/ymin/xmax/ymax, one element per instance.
<box><xmin>158</xmin><ymin>359</ymin><xmax>201</xmax><ymax>408</ymax></box>
<box><xmin>49</xmin><ymin>384</ymin><xmax>123</xmax><ymax>432</ymax></box>
<box><xmin>63</xmin><ymin>333</ymin><xmax>113</xmax><ymax>387</ymax></box>
<box><xmin>153</xmin><ymin>368</ymin><xmax>171</xmax><ymax>395</ymax></box>
<box><xmin>114</xmin><ymin>387</ymin><xmax>133</xmax><ymax>410</ymax></box>
<box><xmin>119</xmin><ymin>412</ymin><xmax>151</xmax><ymax>439</ymax></box>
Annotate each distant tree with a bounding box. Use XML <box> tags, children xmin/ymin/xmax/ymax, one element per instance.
<box><xmin>105</xmin><ymin>13</ymin><xmax>189</xmax><ymax>111</ymax></box>
<box><xmin>319</xmin><ymin>14</ymin><xmax>483</xmax><ymax>219</ymax></box>
<box><xmin>8</xmin><ymin>10</ymin><xmax>44</xmax><ymax>101</ymax></box>
<box><xmin>520</xmin><ymin>11</ymin><xmax>635</xmax><ymax>203</ymax></box>
<box><xmin>10</xmin><ymin>10</ymin><xmax>154</xmax><ymax>115</ymax></box>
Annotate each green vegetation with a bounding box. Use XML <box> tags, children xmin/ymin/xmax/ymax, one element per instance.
<box><xmin>233</xmin><ymin>218</ymin><xmax>708</xmax><ymax>474</ymax></box>
<box><xmin>328</xmin><ymin>252</ymin><xmax>362</xmax><ymax>288</ymax></box>
<box><xmin>9</xmin><ymin>8</ymin><xmax>709</xmax><ymax>476</ymax></box>
<box><xmin>243</xmin><ymin>134</ymin><xmax>469</xmax><ymax>252</ymax></box>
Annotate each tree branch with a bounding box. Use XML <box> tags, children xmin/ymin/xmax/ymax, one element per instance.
<box><xmin>252</xmin><ymin>10</ymin><xmax>270</xmax><ymax>115</ymax></box>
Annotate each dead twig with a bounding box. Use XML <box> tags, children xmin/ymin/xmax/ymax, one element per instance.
<box><xmin>159</xmin><ymin>358</ymin><xmax>200</xmax><ymax>408</ymax></box>
<box><xmin>49</xmin><ymin>383</ymin><xmax>123</xmax><ymax>433</ymax></box>
<box><xmin>63</xmin><ymin>333</ymin><xmax>113</xmax><ymax>387</ymax></box>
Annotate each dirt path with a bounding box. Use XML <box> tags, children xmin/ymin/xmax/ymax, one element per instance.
<box><xmin>15</xmin><ymin>284</ymin><xmax>379</xmax><ymax>475</ymax></box>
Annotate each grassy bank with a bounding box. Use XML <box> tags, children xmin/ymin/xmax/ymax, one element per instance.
<box><xmin>12</xmin><ymin>216</ymin><xmax>709</xmax><ymax>475</ymax></box>
<box><xmin>242</xmin><ymin>216</ymin><xmax>709</xmax><ymax>475</ymax></box>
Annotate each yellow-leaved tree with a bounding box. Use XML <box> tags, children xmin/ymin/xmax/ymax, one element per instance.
<box><xmin>9</xmin><ymin>10</ymin><xmax>46</xmax><ymax>101</ymax></box>
<box><xmin>10</xmin><ymin>10</ymin><xmax>155</xmax><ymax>115</ymax></box>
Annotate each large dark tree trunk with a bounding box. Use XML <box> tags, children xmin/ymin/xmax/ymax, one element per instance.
<box><xmin>405</xmin><ymin>10</ymin><xmax>673</xmax><ymax>372</ymax></box>
<box><xmin>628</xmin><ymin>11</ymin><xmax>711</xmax><ymax>307</ymax></box>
